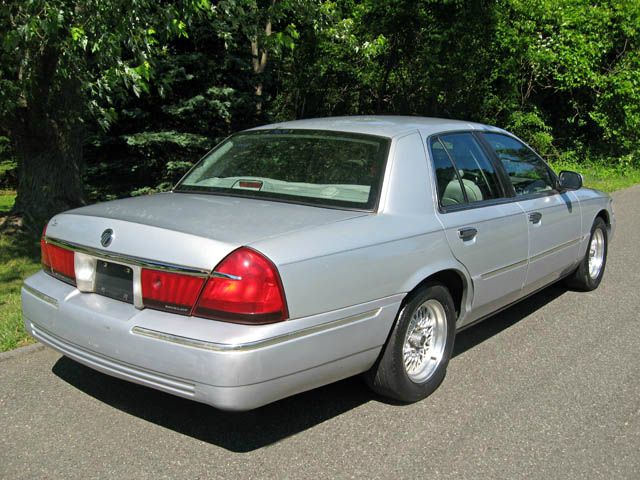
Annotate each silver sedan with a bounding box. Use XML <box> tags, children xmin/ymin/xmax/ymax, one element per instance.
<box><xmin>22</xmin><ymin>116</ymin><xmax>615</xmax><ymax>410</ymax></box>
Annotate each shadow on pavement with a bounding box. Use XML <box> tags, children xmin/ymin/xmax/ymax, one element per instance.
<box><xmin>453</xmin><ymin>283</ymin><xmax>567</xmax><ymax>357</ymax></box>
<box><xmin>52</xmin><ymin>283</ymin><xmax>568</xmax><ymax>452</ymax></box>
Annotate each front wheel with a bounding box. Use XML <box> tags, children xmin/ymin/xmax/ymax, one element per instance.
<box><xmin>564</xmin><ymin>217</ymin><xmax>608</xmax><ymax>291</ymax></box>
<box><xmin>365</xmin><ymin>283</ymin><xmax>456</xmax><ymax>403</ymax></box>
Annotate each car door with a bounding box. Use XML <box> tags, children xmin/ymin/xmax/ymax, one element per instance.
<box><xmin>480</xmin><ymin>133</ymin><xmax>581</xmax><ymax>295</ymax></box>
<box><xmin>428</xmin><ymin>133</ymin><xmax>529</xmax><ymax>325</ymax></box>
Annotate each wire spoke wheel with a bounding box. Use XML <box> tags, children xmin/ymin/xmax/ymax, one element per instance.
<box><xmin>402</xmin><ymin>299</ymin><xmax>448</xmax><ymax>383</ymax></box>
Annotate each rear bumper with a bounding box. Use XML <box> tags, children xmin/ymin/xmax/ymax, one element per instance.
<box><xmin>22</xmin><ymin>271</ymin><xmax>401</xmax><ymax>410</ymax></box>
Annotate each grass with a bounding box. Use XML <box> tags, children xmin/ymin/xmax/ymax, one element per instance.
<box><xmin>1</xmin><ymin>162</ymin><xmax>640</xmax><ymax>353</ymax></box>
<box><xmin>0</xmin><ymin>190</ymin><xmax>15</xmax><ymax>214</ymax></box>
<box><xmin>0</xmin><ymin>194</ymin><xmax>40</xmax><ymax>351</ymax></box>
<box><xmin>1</xmin><ymin>191</ymin><xmax>41</xmax><ymax>351</ymax></box>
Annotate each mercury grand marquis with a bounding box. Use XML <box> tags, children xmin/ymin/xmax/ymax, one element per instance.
<box><xmin>22</xmin><ymin>116</ymin><xmax>615</xmax><ymax>410</ymax></box>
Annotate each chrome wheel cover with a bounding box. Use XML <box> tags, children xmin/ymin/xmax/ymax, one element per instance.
<box><xmin>588</xmin><ymin>228</ymin><xmax>605</xmax><ymax>280</ymax></box>
<box><xmin>402</xmin><ymin>299</ymin><xmax>447</xmax><ymax>383</ymax></box>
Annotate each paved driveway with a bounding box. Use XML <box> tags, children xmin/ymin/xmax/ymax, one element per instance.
<box><xmin>1</xmin><ymin>186</ymin><xmax>639</xmax><ymax>479</ymax></box>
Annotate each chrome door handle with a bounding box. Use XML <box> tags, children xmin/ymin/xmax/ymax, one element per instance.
<box><xmin>529</xmin><ymin>212</ymin><xmax>543</xmax><ymax>223</ymax></box>
<box><xmin>458</xmin><ymin>227</ymin><xmax>478</xmax><ymax>241</ymax></box>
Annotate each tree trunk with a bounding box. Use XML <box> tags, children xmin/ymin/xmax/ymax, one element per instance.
<box><xmin>8</xmin><ymin>45</ymin><xmax>85</xmax><ymax>235</ymax></box>
<box><xmin>12</xmin><ymin>118</ymin><xmax>84</xmax><ymax>234</ymax></box>
<box><xmin>11</xmin><ymin>104</ymin><xmax>84</xmax><ymax>234</ymax></box>
<box><xmin>250</xmin><ymin>0</ymin><xmax>275</xmax><ymax>116</ymax></box>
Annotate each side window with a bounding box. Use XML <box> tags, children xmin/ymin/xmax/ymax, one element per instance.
<box><xmin>437</xmin><ymin>133</ymin><xmax>503</xmax><ymax>203</ymax></box>
<box><xmin>430</xmin><ymin>138</ymin><xmax>465</xmax><ymax>206</ymax></box>
<box><xmin>482</xmin><ymin>133</ymin><xmax>555</xmax><ymax>196</ymax></box>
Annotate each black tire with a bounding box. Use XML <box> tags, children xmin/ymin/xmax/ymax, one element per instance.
<box><xmin>365</xmin><ymin>283</ymin><xmax>456</xmax><ymax>403</ymax></box>
<box><xmin>564</xmin><ymin>217</ymin><xmax>608</xmax><ymax>291</ymax></box>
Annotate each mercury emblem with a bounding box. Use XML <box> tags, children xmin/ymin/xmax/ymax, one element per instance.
<box><xmin>101</xmin><ymin>229</ymin><xmax>114</xmax><ymax>248</ymax></box>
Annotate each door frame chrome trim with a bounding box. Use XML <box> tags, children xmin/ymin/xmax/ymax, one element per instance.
<box><xmin>131</xmin><ymin>308</ymin><xmax>382</xmax><ymax>352</ymax></box>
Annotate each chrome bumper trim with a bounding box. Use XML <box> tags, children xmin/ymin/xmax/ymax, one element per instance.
<box><xmin>22</xmin><ymin>284</ymin><xmax>59</xmax><ymax>308</ymax></box>
<box><xmin>131</xmin><ymin>307</ymin><xmax>382</xmax><ymax>352</ymax></box>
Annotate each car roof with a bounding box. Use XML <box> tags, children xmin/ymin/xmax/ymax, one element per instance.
<box><xmin>248</xmin><ymin>115</ymin><xmax>507</xmax><ymax>138</ymax></box>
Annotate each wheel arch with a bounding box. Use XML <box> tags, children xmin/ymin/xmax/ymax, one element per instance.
<box><xmin>596</xmin><ymin>209</ymin><xmax>611</xmax><ymax>232</ymax></box>
<box><xmin>401</xmin><ymin>265</ymin><xmax>472</xmax><ymax>322</ymax></box>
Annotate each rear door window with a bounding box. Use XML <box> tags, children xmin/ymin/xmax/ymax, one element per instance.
<box><xmin>430</xmin><ymin>133</ymin><xmax>504</xmax><ymax>207</ymax></box>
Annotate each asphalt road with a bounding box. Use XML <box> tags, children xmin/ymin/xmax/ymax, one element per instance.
<box><xmin>1</xmin><ymin>186</ymin><xmax>639</xmax><ymax>480</ymax></box>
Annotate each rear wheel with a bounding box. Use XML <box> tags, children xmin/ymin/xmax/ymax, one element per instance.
<box><xmin>564</xmin><ymin>217</ymin><xmax>608</xmax><ymax>291</ymax></box>
<box><xmin>365</xmin><ymin>283</ymin><xmax>456</xmax><ymax>403</ymax></box>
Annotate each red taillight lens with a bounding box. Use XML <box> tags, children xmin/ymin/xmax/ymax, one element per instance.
<box><xmin>193</xmin><ymin>247</ymin><xmax>288</xmax><ymax>324</ymax></box>
<box><xmin>46</xmin><ymin>244</ymin><xmax>76</xmax><ymax>283</ymax></box>
<box><xmin>141</xmin><ymin>269</ymin><xmax>205</xmax><ymax>314</ymax></box>
<box><xmin>40</xmin><ymin>223</ymin><xmax>75</xmax><ymax>284</ymax></box>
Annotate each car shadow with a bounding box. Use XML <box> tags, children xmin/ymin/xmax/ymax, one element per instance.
<box><xmin>52</xmin><ymin>283</ymin><xmax>568</xmax><ymax>452</ymax></box>
<box><xmin>453</xmin><ymin>283</ymin><xmax>567</xmax><ymax>357</ymax></box>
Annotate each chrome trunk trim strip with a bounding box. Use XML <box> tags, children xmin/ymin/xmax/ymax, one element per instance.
<box><xmin>45</xmin><ymin>237</ymin><xmax>211</xmax><ymax>277</ymax></box>
<box><xmin>131</xmin><ymin>308</ymin><xmax>382</xmax><ymax>352</ymax></box>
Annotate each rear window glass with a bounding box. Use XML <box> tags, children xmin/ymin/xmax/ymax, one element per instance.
<box><xmin>175</xmin><ymin>130</ymin><xmax>390</xmax><ymax>210</ymax></box>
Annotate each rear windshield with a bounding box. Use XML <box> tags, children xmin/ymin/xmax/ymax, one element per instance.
<box><xmin>174</xmin><ymin>129</ymin><xmax>390</xmax><ymax>210</ymax></box>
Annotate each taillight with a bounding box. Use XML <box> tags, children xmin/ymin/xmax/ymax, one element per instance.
<box><xmin>141</xmin><ymin>269</ymin><xmax>205</xmax><ymax>314</ymax></box>
<box><xmin>41</xmin><ymin>223</ymin><xmax>76</xmax><ymax>284</ymax></box>
<box><xmin>193</xmin><ymin>247</ymin><xmax>288</xmax><ymax>324</ymax></box>
<box><xmin>43</xmin><ymin>243</ymin><xmax>76</xmax><ymax>284</ymax></box>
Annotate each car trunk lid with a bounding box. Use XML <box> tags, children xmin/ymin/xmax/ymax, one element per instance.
<box><xmin>46</xmin><ymin>192</ymin><xmax>367</xmax><ymax>271</ymax></box>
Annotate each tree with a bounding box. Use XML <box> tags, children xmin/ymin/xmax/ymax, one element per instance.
<box><xmin>0</xmin><ymin>0</ymin><xmax>196</xmax><ymax>232</ymax></box>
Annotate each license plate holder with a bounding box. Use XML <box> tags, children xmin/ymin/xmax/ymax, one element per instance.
<box><xmin>95</xmin><ymin>261</ymin><xmax>134</xmax><ymax>304</ymax></box>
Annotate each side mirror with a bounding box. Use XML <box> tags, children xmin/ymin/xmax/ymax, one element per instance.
<box><xmin>558</xmin><ymin>170</ymin><xmax>583</xmax><ymax>190</ymax></box>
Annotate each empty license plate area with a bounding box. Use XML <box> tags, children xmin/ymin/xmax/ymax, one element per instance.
<box><xmin>95</xmin><ymin>260</ymin><xmax>134</xmax><ymax>304</ymax></box>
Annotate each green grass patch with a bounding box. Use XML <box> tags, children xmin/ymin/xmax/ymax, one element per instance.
<box><xmin>0</xmin><ymin>232</ymin><xmax>40</xmax><ymax>352</ymax></box>
<box><xmin>0</xmin><ymin>191</ymin><xmax>15</xmax><ymax>214</ymax></box>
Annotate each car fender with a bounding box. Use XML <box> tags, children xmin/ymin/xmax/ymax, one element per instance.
<box><xmin>397</xmin><ymin>256</ymin><xmax>474</xmax><ymax>326</ymax></box>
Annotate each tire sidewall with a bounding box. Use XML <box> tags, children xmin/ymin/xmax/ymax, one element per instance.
<box><xmin>387</xmin><ymin>284</ymin><xmax>456</xmax><ymax>402</ymax></box>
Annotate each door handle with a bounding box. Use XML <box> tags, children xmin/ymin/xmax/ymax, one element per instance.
<box><xmin>458</xmin><ymin>227</ymin><xmax>478</xmax><ymax>241</ymax></box>
<box><xmin>529</xmin><ymin>212</ymin><xmax>543</xmax><ymax>224</ymax></box>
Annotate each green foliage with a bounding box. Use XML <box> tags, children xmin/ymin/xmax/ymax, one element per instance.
<box><xmin>0</xmin><ymin>0</ymin><xmax>190</xmax><ymax>128</ymax></box>
<box><xmin>491</xmin><ymin>0</ymin><xmax>640</xmax><ymax>156</ymax></box>
<box><xmin>1</xmin><ymin>0</ymin><xmax>639</xmax><ymax>207</ymax></box>
<box><xmin>0</xmin><ymin>191</ymin><xmax>15</xmax><ymax>213</ymax></box>
<box><xmin>0</xmin><ymin>136</ymin><xmax>17</xmax><ymax>189</ymax></box>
